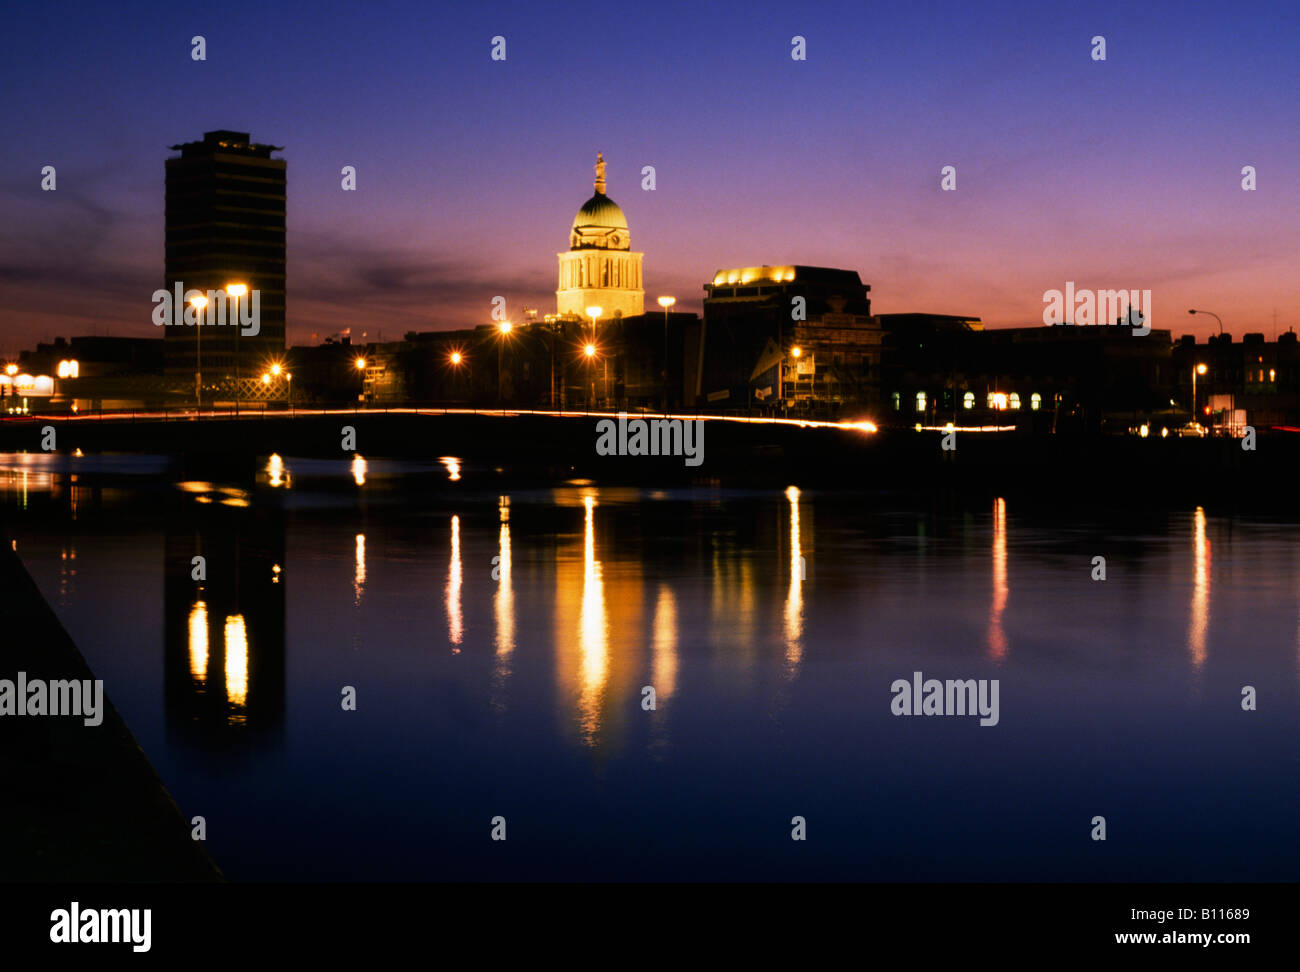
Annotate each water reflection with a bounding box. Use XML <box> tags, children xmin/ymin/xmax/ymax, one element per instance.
<box><xmin>988</xmin><ymin>496</ymin><xmax>1008</xmax><ymax>663</ymax></box>
<box><xmin>58</xmin><ymin>544</ymin><xmax>77</xmax><ymax>605</ymax></box>
<box><xmin>652</xmin><ymin>585</ymin><xmax>678</xmax><ymax>703</ymax></box>
<box><xmin>576</xmin><ymin>495</ymin><xmax>609</xmax><ymax>745</ymax></box>
<box><xmin>164</xmin><ymin>502</ymin><xmax>285</xmax><ymax>748</ymax></box>
<box><xmin>1189</xmin><ymin>506</ymin><xmax>1210</xmax><ymax>678</ymax></box>
<box><xmin>11</xmin><ymin>456</ymin><xmax>1300</xmax><ymax>880</ymax></box>
<box><xmin>224</xmin><ymin>614</ymin><xmax>249</xmax><ymax>719</ymax></box>
<box><xmin>188</xmin><ymin>600</ymin><xmax>209</xmax><ymax>681</ymax></box>
<box><xmin>354</xmin><ymin>533</ymin><xmax>367</xmax><ymax>605</ymax></box>
<box><xmin>446</xmin><ymin>515</ymin><xmax>463</xmax><ymax>648</ymax></box>
<box><xmin>784</xmin><ymin>485</ymin><xmax>803</xmax><ymax>674</ymax></box>
<box><xmin>491</xmin><ymin>498</ymin><xmax>514</xmax><ymax>710</ymax></box>
<box><xmin>266</xmin><ymin>453</ymin><xmax>289</xmax><ymax>488</ymax></box>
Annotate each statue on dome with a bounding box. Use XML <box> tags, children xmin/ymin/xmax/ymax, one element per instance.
<box><xmin>594</xmin><ymin>152</ymin><xmax>606</xmax><ymax>194</ymax></box>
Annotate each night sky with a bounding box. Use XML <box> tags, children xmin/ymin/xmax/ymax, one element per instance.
<box><xmin>2</xmin><ymin>0</ymin><xmax>1297</xmax><ymax>353</ymax></box>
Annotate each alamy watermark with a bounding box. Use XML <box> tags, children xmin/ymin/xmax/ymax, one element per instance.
<box><xmin>50</xmin><ymin>902</ymin><xmax>150</xmax><ymax>952</ymax></box>
<box><xmin>890</xmin><ymin>671</ymin><xmax>999</xmax><ymax>726</ymax></box>
<box><xmin>0</xmin><ymin>672</ymin><xmax>104</xmax><ymax>726</ymax></box>
<box><xmin>595</xmin><ymin>412</ymin><xmax>704</xmax><ymax>467</ymax></box>
<box><xmin>1043</xmin><ymin>282</ymin><xmax>1150</xmax><ymax>336</ymax></box>
<box><xmin>151</xmin><ymin>282</ymin><xmax>260</xmax><ymax>336</ymax></box>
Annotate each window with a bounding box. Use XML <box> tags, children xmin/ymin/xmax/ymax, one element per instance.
<box><xmin>963</xmin><ymin>391</ymin><xmax>974</xmax><ymax>409</ymax></box>
<box><xmin>1009</xmin><ymin>393</ymin><xmax>1021</xmax><ymax>409</ymax></box>
<box><xmin>915</xmin><ymin>391</ymin><xmax>927</xmax><ymax>412</ymax></box>
<box><xmin>891</xmin><ymin>391</ymin><xmax>900</xmax><ymax>411</ymax></box>
<box><xmin>1030</xmin><ymin>393</ymin><xmax>1042</xmax><ymax>411</ymax></box>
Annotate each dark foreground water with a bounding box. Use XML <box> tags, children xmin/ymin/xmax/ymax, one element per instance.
<box><xmin>3</xmin><ymin>451</ymin><xmax>1299</xmax><ymax>881</ymax></box>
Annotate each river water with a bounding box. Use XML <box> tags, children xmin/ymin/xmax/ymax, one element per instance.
<box><xmin>3</xmin><ymin>451</ymin><xmax>1298</xmax><ymax>880</ymax></box>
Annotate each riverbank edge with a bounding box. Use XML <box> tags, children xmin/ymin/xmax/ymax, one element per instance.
<box><xmin>0</xmin><ymin>515</ymin><xmax>222</xmax><ymax>882</ymax></box>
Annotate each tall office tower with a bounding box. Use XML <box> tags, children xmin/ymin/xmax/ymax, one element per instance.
<box><xmin>164</xmin><ymin>130</ymin><xmax>286</xmax><ymax>392</ymax></box>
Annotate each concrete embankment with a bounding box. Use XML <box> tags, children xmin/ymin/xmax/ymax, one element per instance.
<box><xmin>0</xmin><ymin>519</ymin><xmax>221</xmax><ymax>882</ymax></box>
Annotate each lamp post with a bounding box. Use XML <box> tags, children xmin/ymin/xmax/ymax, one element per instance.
<box><xmin>447</xmin><ymin>350</ymin><xmax>464</xmax><ymax>402</ymax></box>
<box><xmin>189</xmin><ymin>294</ymin><xmax>208</xmax><ymax>409</ymax></box>
<box><xmin>496</xmin><ymin>321</ymin><xmax>512</xmax><ymax>405</ymax></box>
<box><xmin>226</xmin><ymin>283</ymin><xmax>248</xmax><ymax>415</ymax></box>
<box><xmin>585</xmin><ymin>306</ymin><xmax>604</xmax><ymax>406</ymax></box>
<box><xmin>1192</xmin><ymin>362</ymin><xmax>1207</xmax><ymax>427</ymax></box>
<box><xmin>657</xmin><ymin>296</ymin><xmax>676</xmax><ymax>412</ymax></box>
<box><xmin>583</xmin><ymin>341</ymin><xmax>598</xmax><ymax>410</ymax></box>
<box><xmin>354</xmin><ymin>355</ymin><xmax>367</xmax><ymax>405</ymax></box>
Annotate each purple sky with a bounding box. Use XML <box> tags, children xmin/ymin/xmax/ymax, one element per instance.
<box><xmin>1</xmin><ymin>0</ymin><xmax>1298</xmax><ymax>355</ymax></box>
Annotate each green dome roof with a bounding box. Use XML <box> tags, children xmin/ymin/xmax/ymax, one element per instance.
<box><xmin>573</xmin><ymin>193</ymin><xmax>627</xmax><ymax>230</ymax></box>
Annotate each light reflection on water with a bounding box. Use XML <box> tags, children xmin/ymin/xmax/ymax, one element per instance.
<box><xmin>5</xmin><ymin>454</ymin><xmax>1300</xmax><ymax>881</ymax></box>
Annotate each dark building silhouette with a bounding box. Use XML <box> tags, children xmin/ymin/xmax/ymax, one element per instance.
<box><xmin>880</xmin><ymin>317</ymin><xmax>1174</xmax><ymax>432</ymax></box>
<box><xmin>164</xmin><ymin>130</ymin><xmax>286</xmax><ymax>391</ymax></box>
<box><xmin>1174</xmin><ymin>330</ymin><xmax>1300</xmax><ymax>431</ymax></box>
<box><xmin>700</xmin><ymin>265</ymin><xmax>879</xmax><ymax>410</ymax></box>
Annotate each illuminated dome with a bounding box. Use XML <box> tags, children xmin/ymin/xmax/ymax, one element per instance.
<box><xmin>568</xmin><ymin>152</ymin><xmax>630</xmax><ymax>250</ymax></box>
<box><xmin>557</xmin><ymin>153</ymin><xmax>644</xmax><ymax>319</ymax></box>
<box><xmin>572</xmin><ymin>193</ymin><xmax>628</xmax><ymax>232</ymax></box>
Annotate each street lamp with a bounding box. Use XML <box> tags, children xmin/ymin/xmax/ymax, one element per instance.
<box><xmin>1188</xmin><ymin>309</ymin><xmax>1224</xmax><ymax>335</ymax></box>
<box><xmin>447</xmin><ymin>350</ymin><xmax>465</xmax><ymax>402</ymax></box>
<box><xmin>657</xmin><ymin>296</ymin><xmax>676</xmax><ymax>411</ymax></box>
<box><xmin>189</xmin><ymin>294</ymin><xmax>208</xmax><ymax>408</ymax></box>
<box><xmin>226</xmin><ymin>283</ymin><xmax>248</xmax><ymax>415</ymax></box>
<box><xmin>351</xmin><ymin>356</ymin><xmax>366</xmax><ymax>405</ymax></box>
<box><xmin>1192</xmin><ymin>362</ymin><xmax>1207</xmax><ymax>427</ymax></box>
<box><xmin>585</xmin><ymin>306</ymin><xmax>605</xmax><ymax>406</ymax></box>
<box><xmin>583</xmin><ymin>342</ymin><xmax>598</xmax><ymax>409</ymax></box>
<box><xmin>496</xmin><ymin>321</ymin><xmax>512</xmax><ymax>405</ymax></box>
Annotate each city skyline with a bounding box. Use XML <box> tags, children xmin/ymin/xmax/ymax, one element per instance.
<box><xmin>2</xmin><ymin>0</ymin><xmax>1298</xmax><ymax>354</ymax></box>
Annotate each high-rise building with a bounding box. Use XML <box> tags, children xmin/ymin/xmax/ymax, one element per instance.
<box><xmin>556</xmin><ymin>153</ymin><xmax>644</xmax><ymax>321</ymax></box>
<box><xmin>164</xmin><ymin>131</ymin><xmax>286</xmax><ymax>391</ymax></box>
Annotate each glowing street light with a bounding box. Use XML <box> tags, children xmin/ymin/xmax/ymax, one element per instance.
<box><xmin>1192</xmin><ymin>362</ymin><xmax>1208</xmax><ymax>426</ymax></box>
<box><xmin>657</xmin><ymin>296</ymin><xmax>676</xmax><ymax>411</ymax></box>
<box><xmin>188</xmin><ymin>294</ymin><xmax>208</xmax><ymax>407</ymax></box>
<box><xmin>226</xmin><ymin>283</ymin><xmax>249</xmax><ymax>416</ymax></box>
<box><xmin>354</xmin><ymin>357</ymin><xmax>367</xmax><ymax>370</ymax></box>
<box><xmin>584</xmin><ymin>306</ymin><xmax>606</xmax><ymax>405</ymax></box>
<box><xmin>4</xmin><ymin>364</ymin><xmax>16</xmax><ymax>376</ymax></box>
<box><xmin>582</xmin><ymin>342</ymin><xmax>600</xmax><ymax>409</ymax></box>
<box><xmin>496</xmin><ymin>322</ymin><xmax>513</xmax><ymax>405</ymax></box>
<box><xmin>449</xmin><ymin>351</ymin><xmax>463</xmax><ymax>365</ymax></box>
